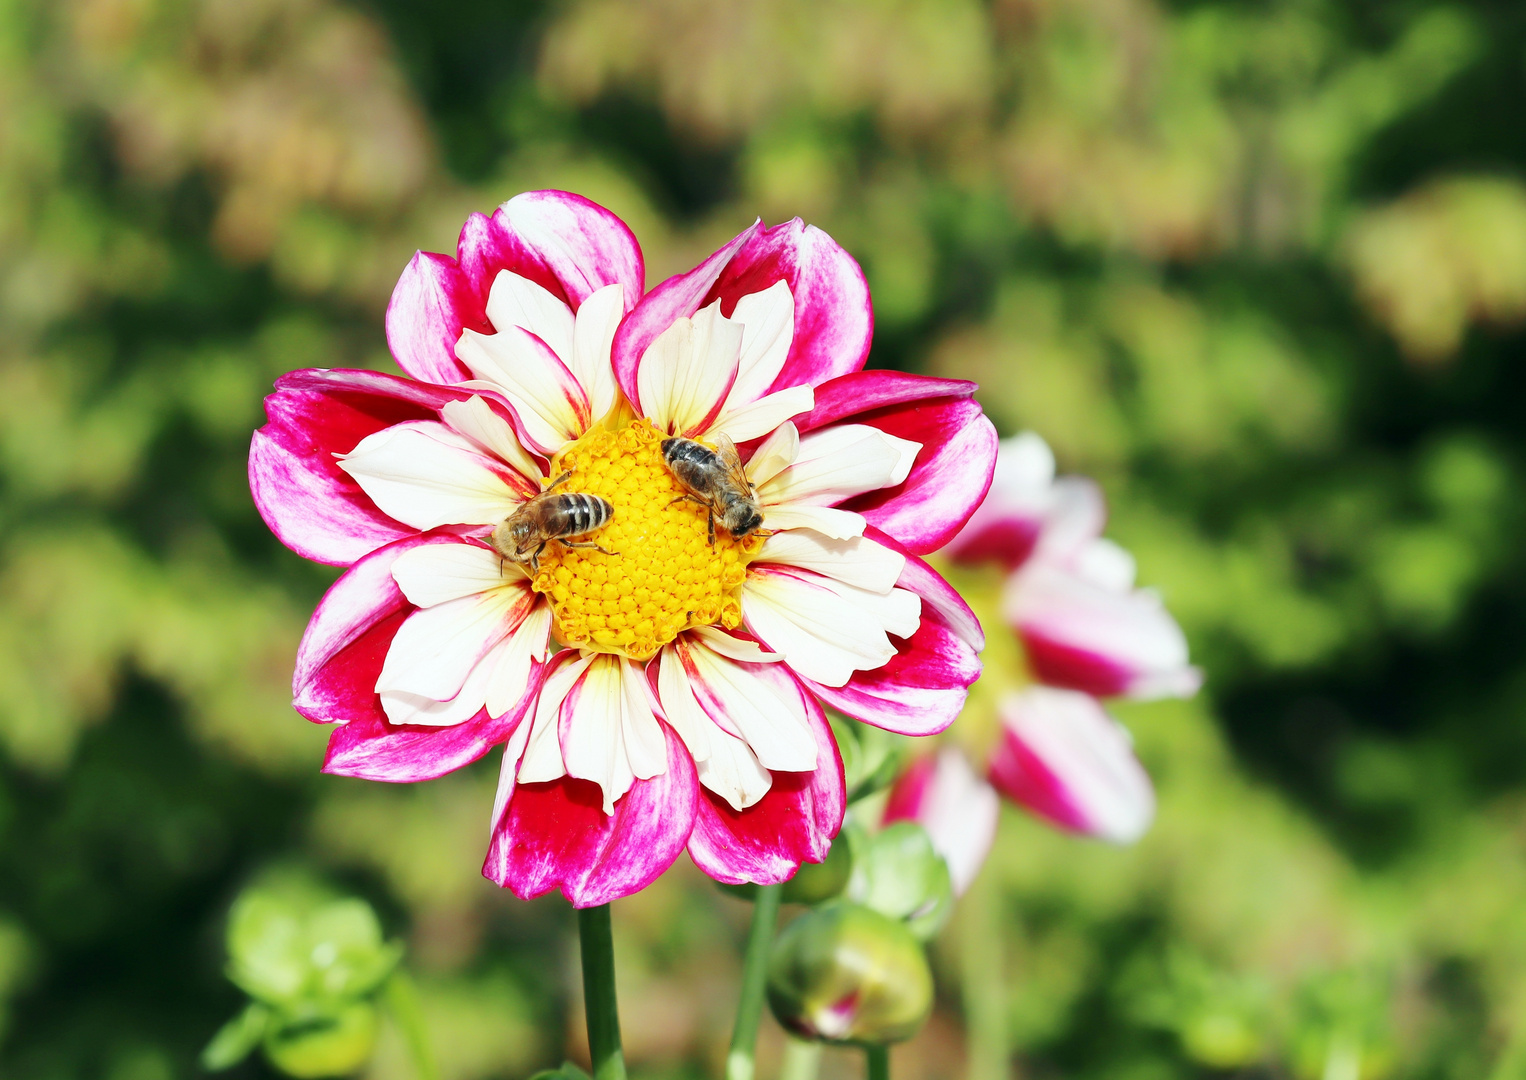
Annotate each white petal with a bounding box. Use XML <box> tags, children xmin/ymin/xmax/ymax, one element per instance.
<box><xmin>696</xmin><ymin>727</ymin><xmax>773</xmax><ymax>811</ymax></box>
<box><xmin>915</xmin><ymin>749</ymin><xmax>999</xmax><ymax>897</ymax></box>
<box><xmin>440</xmin><ymin>395</ymin><xmax>544</xmax><ymax>485</ymax></box>
<box><xmin>1073</xmin><ymin>537</ymin><xmax>1137</xmax><ymax>591</ymax></box>
<box><xmin>726</xmin><ymin>280</ymin><xmax>795</xmax><ymax>407</ymax></box>
<box><xmin>657</xmin><ymin>643</ymin><xmax>777</xmax><ymax>811</ymax></box>
<box><xmin>682</xmin><ymin>639</ymin><xmax>817</xmax><ymax>773</ymax></box>
<box><xmin>390</xmin><ymin>543</ymin><xmax>518</xmax><ymax>608</ymax></box>
<box><xmin>518</xmin><ymin>653</ymin><xmax>593</xmax><ymax>784</ymax></box>
<box><xmin>744</xmin><ymin>422</ymin><xmax>800</xmax><ymax>488</ymax></box>
<box><xmin>379</xmin><ymin>642</ymin><xmax>495</xmax><ymax>728</ymax></box>
<box><xmin>571</xmin><ymin>283</ymin><xmax>624</xmax><ymax>420</ymax></box>
<box><xmin>485</xmin><ymin>602</ymin><xmax>553</xmax><ymax>718</ymax></box>
<box><xmin>758</xmin><ymin>424</ymin><xmax>921</xmax><ymax>509</ymax></box>
<box><xmin>656</xmin><ymin>645</ymin><xmax>714</xmax><ymax>762</ymax></box>
<box><xmin>757</xmin><ymin>531</ymin><xmax>905</xmax><ymax>594</ymax></box>
<box><xmin>687</xmin><ymin>625</ymin><xmax>783</xmax><ymax>663</ymax></box>
<box><xmin>742</xmin><ymin>568</ymin><xmax>921</xmax><ymax>687</ymax></box>
<box><xmin>638</xmin><ymin>301</ymin><xmax>743</xmax><ymax>436</ymax></box>
<box><xmin>339</xmin><ymin>421</ymin><xmax>523</xmax><ymax>530</ymax></box>
<box><xmin>1036</xmin><ymin>477</ymin><xmax>1107</xmax><ymax>562</ymax></box>
<box><xmin>559</xmin><ymin>654</ymin><xmax>665</xmax><ymax>813</ymax></box>
<box><xmin>375</xmin><ymin>588</ymin><xmax>526</xmax><ymax>699</ymax></box>
<box><xmin>760</xmin><ymin>505</ymin><xmax>866</xmax><ymax>540</ymax></box>
<box><xmin>490</xmin><ymin>712</ymin><xmax>536</xmax><ymax>831</ymax></box>
<box><xmin>485</xmin><ymin>269</ymin><xmax>575</xmax><ymax>364</ymax></box>
<box><xmin>456</xmin><ymin>326</ymin><xmax>590</xmax><ymax>453</ymax></box>
<box><xmin>710</xmin><ymin>384</ymin><xmax>814</xmax><ymax>443</ymax></box>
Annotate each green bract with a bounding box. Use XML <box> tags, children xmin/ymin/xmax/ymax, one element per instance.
<box><xmin>846</xmin><ymin>822</ymin><xmax>953</xmax><ymax>941</ymax></box>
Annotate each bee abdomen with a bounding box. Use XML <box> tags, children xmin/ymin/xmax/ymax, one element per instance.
<box><xmin>661</xmin><ymin>437</ymin><xmax>720</xmax><ymax>485</ymax></box>
<box><xmin>553</xmin><ymin>493</ymin><xmax>613</xmax><ymax>537</ymax></box>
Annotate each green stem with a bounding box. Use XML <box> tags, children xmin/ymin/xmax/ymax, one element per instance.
<box><xmin>778</xmin><ymin>1037</ymin><xmax>822</xmax><ymax>1080</ymax></box>
<box><xmin>578</xmin><ymin>904</ymin><xmax>628</xmax><ymax>1080</ymax></box>
<box><xmin>866</xmin><ymin>1044</ymin><xmax>890</xmax><ymax>1080</ymax></box>
<box><xmin>726</xmin><ymin>882</ymin><xmax>783</xmax><ymax>1080</ymax></box>
<box><xmin>384</xmin><ymin>971</ymin><xmax>440</xmax><ymax>1080</ymax></box>
<box><xmin>961</xmin><ymin>871</ymin><xmax>1008</xmax><ymax>1080</ymax></box>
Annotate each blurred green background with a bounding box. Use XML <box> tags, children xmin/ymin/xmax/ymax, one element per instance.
<box><xmin>3</xmin><ymin>0</ymin><xmax>1526</xmax><ymax>1077</ymax></box>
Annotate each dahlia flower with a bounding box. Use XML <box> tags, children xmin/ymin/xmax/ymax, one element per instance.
<box><xmin>946</xmin><ymin>433</ymin><xmax>1198</xmax><ymax>843</ymax></box>
<box><xmin>250</xmin><ymin>190</ymin><xmax>996</xmax><ymax>906</ymax></box>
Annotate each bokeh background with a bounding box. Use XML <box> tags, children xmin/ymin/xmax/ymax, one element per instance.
<box><xmin>4</xmin><ymin>0</ymin><xmax>1526</xmax><ymax>1077</ymax></box>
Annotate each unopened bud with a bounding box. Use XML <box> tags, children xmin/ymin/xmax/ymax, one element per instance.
<box><xmin>783</xmin><ymin>835</ymin><xmax>853</xmax><ymax>904</ymax></box>
<box><xmin>766</xmin><ymin>902</ymin><xmax>934</xmax><ymax>1045</ymax></box>
<box><xmin>847</xmin><ymin>822</ymin><xmax>953</xmax><ymax>941</ymax></box>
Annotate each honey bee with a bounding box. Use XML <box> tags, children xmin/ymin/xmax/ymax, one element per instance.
<box><xmin>661</xmin><ymin>433</ymin><xmax>771</xmax><ymax>546</ymax></box>
<box><xmin>490</xmin><ymin>472</ymin><xmax>614</xmax><ymax>574</ymax></box>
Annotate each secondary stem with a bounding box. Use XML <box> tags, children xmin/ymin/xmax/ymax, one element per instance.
<box><xmin>726</xmin><ymin>882</ymin><xmax>784</xmax><ymax>1080</ymax></box>
<box><xmin>866</xmin><ymin>1044</ymin><xmax>890</xmax><ymax>1080</ymax></box>
<box><xmin>578</xmin><ymin>904</ymin><xmax>628</xmax><ymax>1080</ymax></box>
<box><xmin>384</xmin><ymin>971</ymin><xmax>440</xmax><ymax>1080</ymax></box>
<box><xmin>961</xmin><ymin>871</ymin><xmax>1008</xmax><ymax>1080</ymax></box>
<box><xmin>778</xmin><ymin>1037</ymin><xmax>823</xmax><ymax>1080</ymax></box>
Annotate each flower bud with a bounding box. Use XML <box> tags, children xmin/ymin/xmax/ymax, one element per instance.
<box><xmin>766</xmin><ymin>902</ymin><xmax>934</xmax><ymax>1045</ymax></box>
<box><xmin>847</xmin><ymin>822</ymin><xmax>953</xmax><ymax>941</ymax></box>
<box><xmin>783</xmin><ymin>835</ymin><xmax>853</xmax><ymax>904</ymax></box>
<box><xmin>262</xmin><ymin>1002</ymin><xmax>378</xmax><ymax>1078</ymax></box>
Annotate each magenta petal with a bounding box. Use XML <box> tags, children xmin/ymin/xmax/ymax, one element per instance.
<box><xmin>323</xmin><ymin>686</ymin><xmax>539</xmax><ymax>783</ymax></box>
<box><xmin>292</xmin><ymin>532</ymin><xmax>434</xmax><ymax>725</ymax></box>
<box><xmin>483</xmin><ymin>723</ymin><xmax>698</xmax><ymax>907</ymax></box>
<box><xmin>803</xmin><ymin>617</ymin><xmax>978</xmax><ymax>737</ymax></box>
<box><xmin>868</xmin><ymin>526</ymin><xmax>984</xmax><ymax>651</ymax></box>
<box><xmin>988</xmin><ymin>688</ymin><xmax>1154</xmax><ymax>844</ymax></box>
<box><xmin>687</xmin><ymin>673</ymin><xmax>845</xmax><ymax>885</ymax></box>
<box><xmin>612</xmin><ymin>221</ymin><xmax>761</xmax><ymax>411</ymax></box>
<box><xmin>386</xmin><ymin>251</ymin><xmax>482</xmax><ymax>385</ymax></box>
<box><xmin>797</xmin><ymin>372</ymin><xmax>999</xmax><ymax>555</ymax></box>
<box><xmin>495</xmin><ymin>191</ymin><xmax>646</xmax><ymax>311</ymax></box>
<box><xmin>389</xmin><ymin>191</ymin><xmax>644</xmax><ymax>385</ymax></box>
<box><xmin>797</xmin><ymin>528</ymin><xmax>982</xmax><ymax>736</ymax></box>
<box><xmin>704</xmin><ymin>219</ymin><xmax>873</xmax><ymax>394</ymax></box>
<box><xmin>250</xmin><ymin>369</ymin><xmax>472</xmax><ymax>565</ymax></box>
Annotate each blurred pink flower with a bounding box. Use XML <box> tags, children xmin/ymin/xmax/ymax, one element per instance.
<box><xmin>249</xmin><ymin>190</ymin><xmax>997</xmax><ymax>906</ymax></box>
<box><xmin>948</xmin><ymin>433</ymin><xmax>1197</xmax><ymax>844</ymax></box>
<box><xmin>882</xmin><ymin>747</ymin><xmax>999</xmax><ymax>895</ymax></box>
<box><xmin>988</xmin><ymin>687</ymin><xmax>1156</xmax><ymax>843</ymax></box>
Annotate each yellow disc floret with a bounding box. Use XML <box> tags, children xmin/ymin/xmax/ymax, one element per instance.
<box><xmin>534</xmin><ymin>417</ymin><xmax>765</xmax><ymax>661</ymax></box>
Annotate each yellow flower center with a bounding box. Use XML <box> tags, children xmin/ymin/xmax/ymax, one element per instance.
<box><xmin>533</xmin><ymin>417</ymin><xmax>765</xmax><ymax>661</ymax></box>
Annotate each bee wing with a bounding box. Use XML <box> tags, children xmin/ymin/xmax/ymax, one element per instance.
<box><xmin>713</xmin><ymin>433</ymin><xmax>753</xmax><ymax>492</ymax></box>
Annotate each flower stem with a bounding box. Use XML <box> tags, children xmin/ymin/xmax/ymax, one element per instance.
<box><xmin>384</xmin><ymin>970</ymin><xmax>439</xmax><ymax>1080</ymax></box>
<box><xmin>578</xmin><ymin>904</ymin><xmax>627</xmax><ymax>1080</ymax></box>
<box><xmin>866</xmin><ymin>1044</ymin><xmax>890</xmax><ymax>1080</ymax></box>
<box><xmin>726</xmin><ymin>882</ymin><xmax>783</xmax><ymax>1080</ymax></box>
<box><xmin>779</xmin><ymin>1037</ymin><xmax>822</xmax><ymax>1080</ymax></box>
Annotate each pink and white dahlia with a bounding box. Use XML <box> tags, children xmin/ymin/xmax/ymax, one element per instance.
<box><xmin>946</xmin><ymin>433</ymin><xmax>1198</xmax><ymax>843</ymax></box>
<box><xmin>250</xmin><ymin>191</ymin><xmax>996</xmax><ymax>906</ymax></box>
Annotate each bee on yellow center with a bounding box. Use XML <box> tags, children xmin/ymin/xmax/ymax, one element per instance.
<box><xmin>532</xmin><ymin>417</ymin><xmax>766</xmax><ymax>661</ymax></box>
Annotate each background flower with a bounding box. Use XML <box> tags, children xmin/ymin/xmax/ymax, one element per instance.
<box><xmin>948</xmin><ymin>433</ymin><xmax>1198</xmax><ymax>843</ymax></box>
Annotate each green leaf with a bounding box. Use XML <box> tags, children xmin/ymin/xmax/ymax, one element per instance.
<box><xmin>201</xmin><ymin>1002</ymin><xmax>270</xmax><ymax>1071</ymax></box>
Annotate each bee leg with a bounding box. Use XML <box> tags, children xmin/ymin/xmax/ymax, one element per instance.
<box><xmin>707</xmin><ymin>512</ymin><xmax>716</xmax><ymax>548</ymax></box>
<box><xmin>561</xmin><ymin>540</ymin><xmax>617</xmax><ymax>557</ymax></box>
<box><xmin>545</xmin><ymin>470</ymin><xmax>573</xmax><ymax>492</ymax></box>
<box><xmin>528</xmin><ymin>542</ymin><xmax>547</xmax><ymax>576</ymax></box>
<box><xmin>667</xmin><ymin>494</ymin><xmax>709</xmax><ymax>509</ymax></box>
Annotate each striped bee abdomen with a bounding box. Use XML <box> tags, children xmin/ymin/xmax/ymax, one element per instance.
<box><xmin>546</xmin><ymin>493</ymin><xmax>613</xmax><ymax>538</ymax></box>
